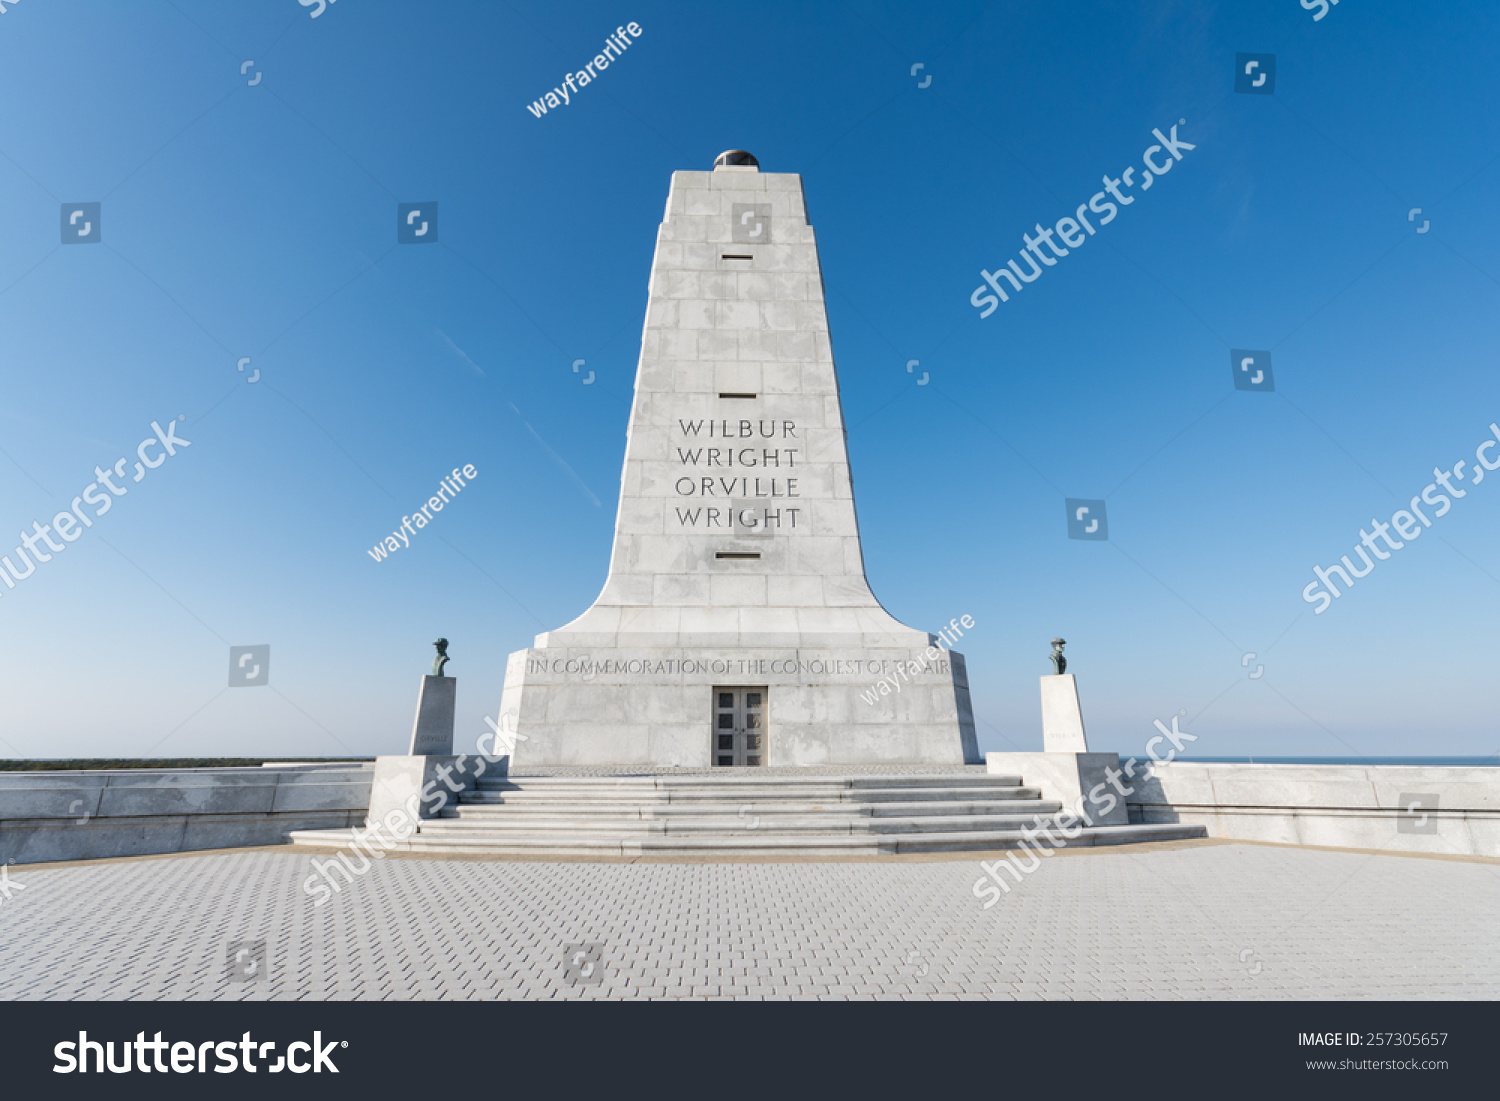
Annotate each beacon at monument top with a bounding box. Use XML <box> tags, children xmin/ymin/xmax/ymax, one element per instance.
<box><xmin>713</xmin><ymin>149</ymin><xmax>760</xmax><ymax>168</ymax></box>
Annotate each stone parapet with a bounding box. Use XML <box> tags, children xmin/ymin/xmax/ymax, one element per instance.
<box><xmin>0</xmin><ymin>763</ymin><xmax>374</xmax><ymax>865</ymax></box>
<box><xmin>1126</xmin><ymin>761</ymin><xmax>1500</xmax><ymax>857</ymax></box>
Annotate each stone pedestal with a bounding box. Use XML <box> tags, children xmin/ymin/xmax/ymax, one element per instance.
<box><xmin>364</xmin><ymin>676</ymin><xmax>470</xmax><ymax>827</ymax></box>
<box><xmin>985</xmin><ymin>751</ymin><xmax>1131</xmax><ymax>827</ymax></box>
<box><xmin>367</xmin><ymin>755</ymin><xmax>477</xmax><ymax>824</ymax></box>
<box><xmin>1040</xmin><ymin>674</ymin><xmax>1088</xmax><ymax>753</ymax></box>
<box><xmin>408</xmin><ymin>675</ymin><xmax>456</xmax><ymax>755</ymax></box>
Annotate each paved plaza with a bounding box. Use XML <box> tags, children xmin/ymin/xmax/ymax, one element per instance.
<box><xmin>1</xmin><ymin>840</ymin><xmax>1496</xmax><ymax>1000</ymax></box>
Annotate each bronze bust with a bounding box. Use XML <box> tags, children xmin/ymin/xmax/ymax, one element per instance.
<box><xmin>1049</xmin><ymin>638</ymin><xmax>1067</xmax><ymax>675</ymax></box>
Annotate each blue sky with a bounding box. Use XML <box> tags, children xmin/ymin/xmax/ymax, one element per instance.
<box><xmin>1</xmin><ymin>0</ymin><xmax>1497</xmax><ymax>762</ymax></box>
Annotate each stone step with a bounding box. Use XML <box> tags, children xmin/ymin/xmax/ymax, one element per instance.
<box><xmin>286</xmin><ymin>769</ymin><xmax>1209</xmax><ymax>857</ymax></box>
<box><xmin>287</xmin><ymin>821</ymin><xmax>1207</xmax><ymax>857</ymax></box>
<box><xmin>415</xmin><ymin>812</ymin><xmax>1070</xmax><ymax>836</ymax></box>
<box><xmin>440</xmin><ymin>798</ymin><xmax>1061</xmax><ymax>820</ymax></box>
<box><xmin>458</xmin><ymin>784</ymin><xmax>1042</xmax><ymax>805</ymax></box>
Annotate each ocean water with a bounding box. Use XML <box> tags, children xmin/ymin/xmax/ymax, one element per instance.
<box><xmin>1167</xmin><ymin>756</ymin><xmax>1500</xmax><ymax>767</ymax></box>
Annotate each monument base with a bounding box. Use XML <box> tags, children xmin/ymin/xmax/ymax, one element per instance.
<box><xmin>498</xmin><ymin>644</ymin><xmax>980</xmax><ymax>768</ymax></box>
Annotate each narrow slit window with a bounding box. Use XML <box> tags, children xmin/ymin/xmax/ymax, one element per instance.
<box><xmin>718</xmin><ymin>393</ymin><xmax>757</xmax><ymax>400</ymax></box>
<box><xmin>715</xmin><ymin>552</ymin><xmax>761</xmax><ymax>560</ymax></box>
<box><xmin>721</xmin><ymin>254</ymin><xmax>753</xmax><ymax>260</ymax></box>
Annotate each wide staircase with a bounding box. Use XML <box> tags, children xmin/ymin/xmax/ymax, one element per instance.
<box><xmin>289</xmin><ymin>770</ymin><xmax>1207</xmax><ymax>857</ymax></box>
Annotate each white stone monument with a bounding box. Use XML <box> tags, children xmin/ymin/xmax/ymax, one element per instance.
<box><xmin>496</xmin><ymin>150</ymin><xmax>979</xmax><ymax>768</ymax></box>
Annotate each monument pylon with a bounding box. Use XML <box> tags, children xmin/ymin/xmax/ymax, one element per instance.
<box><xmin>497</xmin><ymin>150</ymin><xmax>980</xmax><ymax>768</ymax></box>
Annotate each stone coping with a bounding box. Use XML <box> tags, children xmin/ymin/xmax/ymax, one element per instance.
<box><xmin>0</xmin><ymin>762</ymin><xmax>374</xmax><ymax>782</ymax></box>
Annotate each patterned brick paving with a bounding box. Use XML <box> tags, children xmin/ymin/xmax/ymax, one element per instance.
<box><xmin>0</xmin><ymin>842</ymin><xmax>1495</xmax><ymax>1000</ymax></box>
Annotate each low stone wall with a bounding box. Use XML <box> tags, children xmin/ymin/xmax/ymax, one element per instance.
<box><xmin>0</xmin><ymin>764</ymin><xmax>375</xmax><ymax>865</ymax></box>
<box><xmin>1127</xmin><ymin>762</ymin><xmax>1500</xmax><ymax>857</ymax></box>
<box><xmin>10</xmin><ymin>759</ymin><xmax>1490</xmax><ymax>863</ymax></box>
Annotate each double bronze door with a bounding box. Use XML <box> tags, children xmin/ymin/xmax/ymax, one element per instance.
<box><xmin>713</xmin><ymin>687</ymin><xmax>766</xmax><ymax>766</ymax></box>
